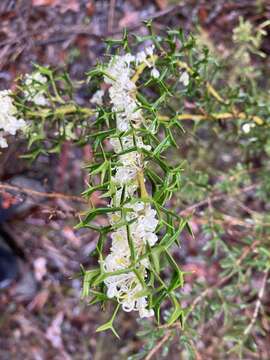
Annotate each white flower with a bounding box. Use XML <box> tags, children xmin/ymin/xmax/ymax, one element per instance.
<box><xmin>0</xmin><ymin>134</ymin><xmax>8</xmax><ymax>148</ymax></box>
<box><xmin>0</xmin><ymin>90</ymin><xmax>26</xmax><ymax>148</ymax></box>
<box><xmin>131</xmin><ymin>201</ymin><xmax>144</xmax><ymax>212</ymax></box>
<box><xmin>110</xmin><ymin>135</ymin><xmax>151</xmax><ymax>154</ymax></box>
<box><xmin>24</xmin><ymin>72</ymin><xmax>48</xmax><ymax>106</ymax></box>
<box><xmin>104</xmin><ymin>55</ymin><xmax>135</xmax><ymax>87</ymax></box>
<box><xmin>105</xmin><ymin>272</ymin><xmax>136</xmax><ymax>299</ymax></box>
<box><xmin>145</xmin><ymin>45</ymin><xmax>155</xmax><ymax>57</ymax></box>
<box><xmin>136</xmin><ymin>51</ymin><xmax>147</xmax><ymax>64</ymax></box>
<box><xmin>104</xmin><ymin>252</ymin><xmax>130</xmax><ymax>272</ymax></box>
<box><xmin>136</xmin><ymin>45</ymin><xmax>155</xmax><ymax>66</ymax></box>
<box><xmin>90</xmin><ymin>89</ymin><xmax>104</xmax><ymax>105</ymax></box>
<box><xmin>110</xmin><ymin>229</ymin><xmax>130</xmax><ymax>254</ymax></box>
<box><xmin>123</xmin><ymin>53</ymin><xmax>135</xmax><ymax>64</ymax></box>
<box><xmin>25</xmin><ymin>72</ymin><xmax>47</xmax><ymax>86</ymax></box>
<box><xmin>242</xmin><ymin>122</ymin><xmax>255</xmax><ymax>133</ymax></box>
<box><xmin>143</xmin><ymin>232</ymin><xmax>158</xmax><ymax>246</ymax></box>
<box><xmin>179</xmin><ymin>71</ymin><xmax>189</xmax><ymax>86</ymax></box>
<box><xmin>136</xmin><ymin>205</ymin><xmax>159</xmax><ymax>233</ymax></box>
<box><xmin>119</xmin><ymin>151</ymin><xmax>141</xmax><ymax>167</ymax></box>
<box><xmin>137</xmin><ymin>297</ymin><xmax>155</xmax><ymax>318</ymax></box>
<box><xmin>114</xmin><ymin>166</ymin><xmax>137</xmax><ymax>185</ymax></box>
<box><xmin>151</xmin><ymin>68</ymin><xmax>160</xmax><ymax>79</ymax></box>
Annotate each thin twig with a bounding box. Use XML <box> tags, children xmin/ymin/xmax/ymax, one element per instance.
<box><xmin>244</xmin><ymin>269</ymin><xmax>269</xmax><ymax>336</ymax></box>
<box><xmin>108</xmin><ymin>0</ymin><xmax>116</xmax><ymax>33</ymax></box>
<box><xmin>158</xmin><ymin>322</ymin><xmax>181</xmax><ymax>330</ymax></box>
<box><xmin>145</xmin><ymin>331</ymin><xmax>171</xmax><ymax>360</ymax></box>
<box><xmin>0</xmin><ymin>182</ymin><xmax>87</xmax><ymax>204</ymax></box>
<box><xmin>158</xmin><ymin>112</ymin><xmax>264</xmax><ymax>125</ymax></box>
<box><xmin>179</xmin><ymin>184</ymin><xmax>259</xmax><ymax>216</ymax></box>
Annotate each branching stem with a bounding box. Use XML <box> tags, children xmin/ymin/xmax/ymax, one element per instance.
<box><xmin>137</xmin><ymin>169</ymin><xmax>148</xmax><ymax>199</ymax></box>
<box><xmin>27</xmin><ymin>104</ymin><xmax>94</xmax><ymax>118</ymax></box>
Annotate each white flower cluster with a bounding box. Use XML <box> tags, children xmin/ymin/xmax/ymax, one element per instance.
<box><xmin>104</xmin><ymin>54</ymin><xmax>141</xmax><ymax>131</ymax></box>
<box><xmin>104</xmin><ymin>202</ymin><xmax>158</xmax><ymax>317</ymax></box>
<box><xmin>24</xmin><ymin>72</ymin><xmax>48</xmax><ymax>106</ymax></box>
<box><xmin>102</xmin><ymin>49</ymin><xmax>159</xmax><ymax>318</ymax></box>
<box><xmin>0</xmin><ymin>90</ymin><xmax>25</xmax><ymax>148</ymax></box>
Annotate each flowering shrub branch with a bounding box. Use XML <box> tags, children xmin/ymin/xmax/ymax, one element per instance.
<box><xmin>1</xmin><ymin>25</ymin><xmax>270</xmax><ymax>355</ymax></box>
<box><xmin>80</xmin><ymin>46</ymin><xmax>187</xmax><ymax>332</ymax></box>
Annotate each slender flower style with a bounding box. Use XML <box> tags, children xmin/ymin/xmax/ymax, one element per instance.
<box><xmin>0</xmin><ymin>90</ymin><xmax>25</xmax><ymax>148</ymax></box>
<box><xmin>101</xmin><ymin>49</ymin><xmax>159</xmax><ymax>318</ymax></box>
<box><xmin>24</xmin><ymin>71</ymin><xmax>48</xmax><ymax>106</ymax></box>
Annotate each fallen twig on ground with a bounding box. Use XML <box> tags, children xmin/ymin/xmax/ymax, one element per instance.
<box><xmin>0</xmin><ymin>182</ymin><xmax>87</xmax><ymax>204</ymax></box>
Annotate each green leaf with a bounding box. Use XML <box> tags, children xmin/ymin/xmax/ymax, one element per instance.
<box><xmin>167</xmin><ymin>296</ymin><xmax>183</xmax><ymax>326</ymax></box>
<box><xmin>83</xmin><ymin>207</ymin><xmax>122</xmax><ymax>224</ymax></box>
<box><xmin>96</xmin><ymin>304</ymin><xmax>120</xmax><ymax>338</ymax></box>
<box><xmin>81</xmin><ymin>269</ymin><xmax>100</xmax><ymax>297</ymax></box>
